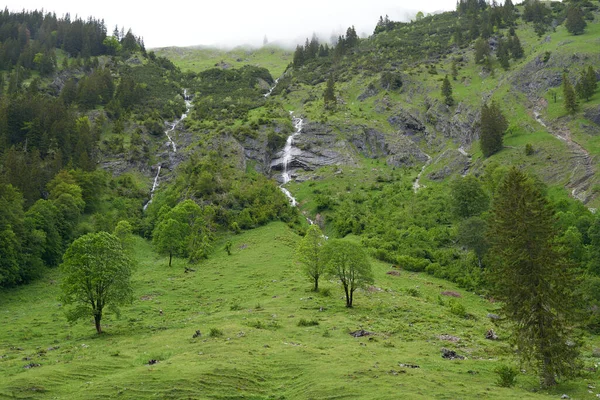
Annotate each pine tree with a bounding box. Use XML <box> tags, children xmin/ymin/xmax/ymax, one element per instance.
<box><xmin>496</xmin><ymin>38</ymin><xmax>510</xmax><ymax>70</ymax></box>
<box><xmin>480</xmin><ymin>101</ymin><xmax>507</xmax><ymax>157</ymax></box>
<box><xmin>441</xmin><ymin>75</ymin><xmax>454</xmax><ymax>106</ymax></box>
<box><xmin>562</xmin><ymin>73</ymin><xmax>578</xmax><ymax>114</ymax></box>
<box><xmin>486</xmin><ymin>168</ymin><xmax>580</xmax><ymax>387</ymax></box>
<box><xmin>292</xmin><ymin>45</ymin><xmax>305</xmax><ymax>68</ymax></box>
<box><xmin>565</xmin><ymin>5</ymin><xmax>586</xmax><ymax>35</ymax></box>
<box><xmin>508</xmin><ymin>34</ymin><xmax>524</xmax><ymax>59</ymax></box>
<box><xmin>474</xmin><ymin>37</ymin><xmax>489</xmax><ymax>64</ymax></box>
<box><xmin>323</xmin><ymin>75</ymin><xmax>336</xmax><ymax>110</ymax></box>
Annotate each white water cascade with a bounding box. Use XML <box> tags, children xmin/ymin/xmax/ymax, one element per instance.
<box><xmin>143</xmin><ymin>90</ymin><xmax>192</xmax><ymax>211</ymax></box>
<box><xmin>277</xmin><ymin>112</ymin><xmax>303</xmax><ymax>207</ymax></box>
<box><xmin>264</xmin><ymin>78</ymin><xmax>280</xmax><ymax>98</ymax></box>
<box><xmin>143</xmin><ymin>165</ymin><xmax>162</xmax><ymax>211</ymax></box>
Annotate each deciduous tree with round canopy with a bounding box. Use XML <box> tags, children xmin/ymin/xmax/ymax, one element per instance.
<box><xmin>324</xmin><ymin>240</ymin><xmax>373</xmax><ymax>307</ymax></box>
<box><xmin>60</xmin><ymin>231</ymin><xmax>134</xmax><ymax>334</ymax></box>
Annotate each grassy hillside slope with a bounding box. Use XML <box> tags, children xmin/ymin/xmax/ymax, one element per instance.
<box><xmin>154</xmin><ymin>45</ymin><xmax>292</xmax><ymax>79</ymax></box>
<box><xmin>1</xmin><ymin>223</ymin><xmax>599</xmax><ymax>399</ymax></box>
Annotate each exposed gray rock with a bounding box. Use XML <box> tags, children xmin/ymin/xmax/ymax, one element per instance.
<box><xmin>584</xmin><ymin>106</ymin><xmax>600</xmax><ymax>127</ymax></box>
<box><xmin>427</xmin><ymin>149</ymin><xmax>470</xmax><ymax>180</ymax></box>
<box><xmin>358</xmin><ymin>84</ymin><xmax>379</xmax><ymax>101</ymax></box>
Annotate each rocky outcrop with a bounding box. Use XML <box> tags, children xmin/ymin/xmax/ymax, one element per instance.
<box><xmin>584</xmin><ymin>106</ymin><xmax>600</xmax><ymax>127</ymax></box>
<box><xmin>270</xmin><ymin>121</ymin><xmax>359</xmax><ymax>176</ymax></box>
<box><xmin>427</xmin><ymin>149</ymin><xmax>471</xmax><ymax>180</ymax></box>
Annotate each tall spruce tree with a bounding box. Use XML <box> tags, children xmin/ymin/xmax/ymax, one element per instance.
<box><xmin>508</xmin><ymin>33</ymin><xmax>524</xmax><ymax>59</ymax></box>
<box><xmin>479</xmin><ymin>101</ymin><xmax>507</xmax><ymax>157</ymax></box>
<box><xmin>496</xmin><ymin>38</ymin><xmax>510</xmax><ymax>70</ymax></box>
<box><xmin>576</xmin><ymin>66</ymin><xmax>597</xmax><ymax>101</ymax></box>
<box><xmin>562</xmin><ymin>73</ymin><xmax>578</xmax><ymax>114</ymax></box>
<box><xmin>565</xmin><ymin>5</ymin><xmax>586</xmax><ymax>35</ymax></box>
<box><xmin>486</xmin><ymin>168</ymin><xmax>580</xmax><ymax>387</ymax></box>
<box><xmin>441</xmin><ymin>75</ymin><xmax>454</xmax><ymax>106</ymax></box>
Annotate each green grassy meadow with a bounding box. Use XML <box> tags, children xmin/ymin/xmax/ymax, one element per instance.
<box><xmin>1</xmin><ymin>222</ymin><xmax>599</xmax><ymax>399</ymax></box>
<box><xmin>154</xmin><ymin>45</ymin><xmax>292</xmax><ymax>79</ymax></box>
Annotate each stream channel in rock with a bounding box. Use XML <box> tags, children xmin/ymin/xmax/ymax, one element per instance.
<box><xmin>143</xmin><ymin>89</ymin><xmax>192</xmax><ymax>211</ymax></box>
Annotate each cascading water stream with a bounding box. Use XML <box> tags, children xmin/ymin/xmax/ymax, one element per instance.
<box><xmin>264</xmin><ymin>78</ymin><xmax>280</xmax><ymax>98</ymax></box>
<box><xmin>143</xmin><ymin>90</ymin><xmax>192</xmax><ymax>211</ymax></box>
<box><xmin>278</xmin><ymin>112</ymin><xmax>303</xmax><ymax>207</ymax></box>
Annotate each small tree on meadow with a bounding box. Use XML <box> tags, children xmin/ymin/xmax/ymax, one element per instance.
<box><xmin>60</xmin><ymin>232</ymin><xmax>133</xmax><ymax>334</ymax></box>
<box><xmin>296</xmin><ymin>224</ymin><xmax>327</xmax><ymax>291</ymax></box>
<box><xmin>153</xmin><ymin>218</ymin><xmax>186</xmax><ymax>267</ymax></box>
<box><xmin>324</xmin><ymin>240</ymin><xmax>373</xmax><ymax>307</ymax></box>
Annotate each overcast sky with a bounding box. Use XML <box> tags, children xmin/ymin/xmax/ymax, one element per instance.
<box><xmin>5</xmin><ymin>0</ymin><xmax>458</xmax><ymax>48</ymax></box>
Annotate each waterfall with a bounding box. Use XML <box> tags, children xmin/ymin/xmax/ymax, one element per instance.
<box><xmin>277</xmin><ymin>112</ymin><xmax>303</xmax><ymax>207</ymax></box>
<box><xmin>163</xmin><ymin>89</ymin><xmax>192</xmax><ymax>152</ymax></box>
<box><xmin>144</xmin><ymin>90</ymin><xmax>192</xmax><ymax>211</ymax></box>
<box><xmin>143</xmin><ymin>165</ymin><xmax>161</xmax><ymax>211</ymax></box>
<box><xmin>264</xmin><ymin>78</ymin><xmax>280</xmax><ymax>98</ymax></box>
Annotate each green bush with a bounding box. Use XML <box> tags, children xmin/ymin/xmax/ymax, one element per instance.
<box><xmin>525</xmin><ymin>143</ymin><xmax>534</xmax><ymax>156</ymax></box>
<box><xmin>297</xmin><ymin>318</ymin><xmax>320</xmax><ymax>327</ymax></box>
<box><xmin>396</xmin><ymin>255</ymin><xmax>430</xmax><ymax>272</ymax></box>
<box><xmin>209</xmin><ymin>327</ymin><xmax>224</xmax><ymax>337</ymax></box>
<box><xmin>495</xmin><ymin>365</ymin><xmax>518</xmax><ymax>387</ymax></box>
<box><xmin>448</xmin><ymin>299</ymin><xmax>467</xmax><ymax>318</ymax></box>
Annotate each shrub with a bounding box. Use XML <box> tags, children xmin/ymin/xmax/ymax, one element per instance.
<box><xmin>495</xmin><ymin>365</ymin><xmax>518</xmax><ymax>387</ymax></box>
<box><xmin>448</xmin><ymin>299</ymin><xmax>467</xmax><ymax>318</ymax></box>
<box><xmin>396</xmin><ymin>255</ymin><xmax>430</xmax><ymax>272</ymax></box>
<box><xmin>406</xmin><ymin>287</ymin><xmax>421</xmax><ymax>297</ymax></box>
<box><xmin>525</xmin><ymin>143</ymin><xmax>534</xmax><ymax>156</ymax></box>
<box><xmin>297</xmin><ymin>318</ymin><xmax>320</xmax><ymax>327</ymax></box>
<box><xmin>209</xmin><ymin>327</ymin><xmax>224</xmax><ymax>337</ymax></box>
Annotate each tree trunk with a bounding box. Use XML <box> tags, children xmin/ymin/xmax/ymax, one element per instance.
<box><xmin>344</xmin><ymin>285</ymin><xmax>352</xmax><ymax>307</ymax></box>
<box><xmin>94</xmin><ymin>314</ymin><xmax>102</xmax><ymax>334</ymax></box>
<box><xmin>349</xmin><ymin>289</ymin><xmax>354</xmax><ymax>308</ymax></box>
<box><xmin>313</xmin><ymin>276</ymin><xmax>319</xmax><ymax>292</ymax></box>
<box><xmin>169</xmin><ymin>252</ymin><xmax>172</xmax><ymax>267</ymax></box>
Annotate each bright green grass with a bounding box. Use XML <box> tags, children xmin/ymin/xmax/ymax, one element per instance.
<box><xmin>154</xmin><ymin>45</ymin><xmax>292</xmax><ymax>78</ymax></box>
<box><xmin>2</xmin><ymin>222</ymin><xmax>599</xmax><ymax>399</ymax></box>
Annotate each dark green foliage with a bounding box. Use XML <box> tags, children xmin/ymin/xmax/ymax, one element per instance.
<box><xmin>495</xmin><ymin>365</ymin><xmax>518</xmax><ymax>387</ymax></box>
<box><xmin>450</xmin><ymin>175</ymin><xmax>489</xmax><ymax>219</ymax></box>
<box><xmin>60</xmin><ymin>231</ymin><xmax>133</xmax><ymax>334</ymax></box>
<box><xmin>496</xmin><ymin>38</ymin><xmax>510</xmax><ymax>70</ymax></box>
<box><xmin>474</xmin><ymin>38</ymin><xmax>489</xmax><ymax>65</ymax></box>
<box><xmin>323</xmin><ymin>240</ymin><xmax>373</xmax><ymax>307</ymax></box>
<box><xmin>507</xmin><ymin>34</ymin><xmax>524</xmax><ymax>59</ymax></box>
<box><xmin>563</xmin><ymin>73</ymin><xmax>578</xmax><ymax>114</ymax></box>
<box><xmin>523</xmin><ymin>0</ymin><xmax>552</xmax><ymax>24</ymax></box>
<box><xmin>380</xmin><ymin>72</ymin><xmax>403</xmax><ymax>91</ymax></box>
<box><xmin>441</xmin><ymin>75</ymin><xmax>454</xmax><ymax>106</ymax></box>
<box><xmin>565</xmin><ymin>5</ymin><xmax>587</xmax><ymax>35</ymax></box>
<box><xmin>525</xmin><ymin>143</ymin><xmax>534</xmax><ymax>155</ymax></box>
<box><xmin>575</xmin><ymin>66</ymin><xmax>597</xmax><ymax>101</ymax></box>
<box><xmin>457</xmin><ymin>217</ymin><xmax>488</xmax><ymax>267</ymax></box>
<box><xmin>487</xmin><ymin>168</ymin><xmax>581</xmax><ymax>387</ymax></box>
<box><xmin>324</xmin><ymin>75</ymin><xmax>336</xmax><ymax>110</ymax></box>
<box><xmin>191</xmin><ymin>66</ymin><xmax>272</xmax><ymax>121</ymax></box>
<box><xmin>480</xmin><ymin>101</ymin><xmax>508</xmax><ymax>157</ymax></box>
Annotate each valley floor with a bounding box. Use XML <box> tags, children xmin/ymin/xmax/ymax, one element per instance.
<box><xmin>1</xmin><ymin>222</ymin><xmax>599</xmax><ymax>399</ymax></box>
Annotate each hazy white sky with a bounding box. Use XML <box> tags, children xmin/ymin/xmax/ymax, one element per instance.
<box><xmin>4</xmin><ymin>0</ymin><xmax>458</xmax><ymax>48</ymax></box>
